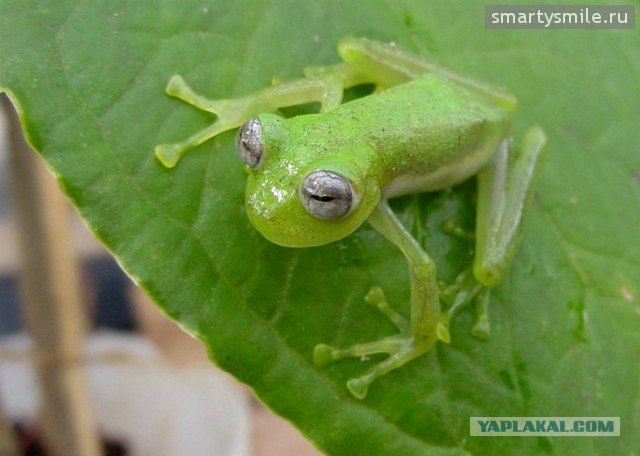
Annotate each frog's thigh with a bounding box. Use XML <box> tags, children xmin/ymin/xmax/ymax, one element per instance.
<box><xmin>307</xmin><ymin>37</ymin><xmax>442</xmax><ymax>89</ymax></box>
<box><xmin>335</xmin><ymin>37</ymin><xmax>422</xmax><ymax>87</ymax></box>
<box><xmin>336</xmin><ymin>37</ymin><xmax>516</xmax><ymax>108</ymax></box>
<box><xmin>473</xmin><ymin>127</ymin><xmax>546</xmax><ymax>286</ymax></box>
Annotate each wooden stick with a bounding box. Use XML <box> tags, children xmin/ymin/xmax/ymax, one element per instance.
<box><xmin>0</xmin><ymin>403</ymin><xmax>18</xmax><ymax>456</ymax></box>
<box><xmin>2</xmin><ymin>94</ymin><xmax>102</xmax><ymax>456</ymax></box>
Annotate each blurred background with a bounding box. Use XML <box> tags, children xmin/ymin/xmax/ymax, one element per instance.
<box><xmin>0</xmin><ymin>94</ymin><xmax>321</xmax><ymax>455</ymax></box>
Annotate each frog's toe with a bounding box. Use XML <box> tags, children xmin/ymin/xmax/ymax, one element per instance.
<box><xmin>313</xmin><ymin>343</ymin><xmax>337</xmax><ymax>367</ymax></box>
<box><xmin>470</xmin><ymin>289</ymin><xmax>491</xmax><ymax>340</ymax></box>
<box><xmin>364</xmin><ymin>286</ymin><xmax>408</xmax><ymax>331</ymax></box>
<box><xmin>364</xmin><ymin>285</ymin><xmax>385</xmax><ymax>304</ymax></box>
<box><xmin>346</xmin><ymin>378</ymin><xmax>370</xmax><ymax>399</ymax></box>
<box><xmin>155</xmin><ymin>143</ymin><xmax>184</xmax><ymax>168</ymax></box>
<box><xmin>342</xmin><ymin>338</ymin><xmax>434</xmax><ymax>399</ymax></box>
<box><xmin>165</xmin><ymin>75</ymin><xmax>189</xmax><ymax>97</ymax></box>
<box><xmin>471</xmin><ymin>317</ymin><xmax>491</xmax><ymax>340</ymax></box>
<box><xmin>437</xmin><ymin>317</ymin><xmax>451</xmax><ymax>344</ymax></box>
<box><xmin>442</xmin><ymin>219</ymin><xmax>475</xmax><ymax>241</ymax></box>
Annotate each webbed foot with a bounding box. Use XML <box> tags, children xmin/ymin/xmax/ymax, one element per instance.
<box><xmin>438</xmin><ymin>268</ymin><xmax>492</xmax><ymax>340</ymax></box>
<box><xmin>313</xmin><ymin>286</ymin><xmax>437</xmax><ymax>399</ymax></box>
<box><xmin>314</xmin><ymin>333</ymin><xmax>432</xmax><ymax>399</ymax></box>
<box><xmin>155</xmin><ymin>75</ymin><xmax>258</xmax><ymax>167</ymax></box>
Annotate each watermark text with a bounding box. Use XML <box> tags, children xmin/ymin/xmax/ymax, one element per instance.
<box><xmin>470</xmin><ymin>417</ymin><xmax>620</xmax><ymax>436</ymax></box>
<box><xmin>486</xmin><ymin>5</ymin><xmax>635</xmax><ymax>29</ymax></box>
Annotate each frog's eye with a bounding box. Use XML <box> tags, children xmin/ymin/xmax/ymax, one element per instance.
<box><xmin>300</xmin><ymin>170</ymin><xmax>356</xmax><ymax>220</ymax></box>
<box><xmin>236</xmin><ymin>117</ymin><xmax>263</xmax><ymax>168</ymax></box>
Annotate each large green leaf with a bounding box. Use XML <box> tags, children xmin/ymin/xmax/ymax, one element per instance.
<box><xmin>1</xmin><ymin>1</ymin><xmax>638</xmax><ymax>454</ymax></box>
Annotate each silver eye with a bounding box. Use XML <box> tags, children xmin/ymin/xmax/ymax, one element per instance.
<box><xmin>236</xmin><ymin>117</ymin><xmax>262</xmax><ymax>168</ymax></box>
<box><xmin>300</xmin><ymin>170</ymin><xmax>355</xmax><ymax>220</ymax></box>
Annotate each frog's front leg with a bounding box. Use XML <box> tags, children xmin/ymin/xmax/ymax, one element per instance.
<box><xmin>314</xmin><ymin>200</ymin><xmax>444</xmax><ymax>399</ymax></box>
<box><xmin>155</xmin><ymin>71</ymin><xmax>353</xmax><ymax>167</ymax></box>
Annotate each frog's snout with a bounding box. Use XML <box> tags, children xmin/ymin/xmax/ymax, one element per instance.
<box><xmin>244</xmin><ymin>179</ymin><xmax>367</xmax><ymax>249</ymax></box>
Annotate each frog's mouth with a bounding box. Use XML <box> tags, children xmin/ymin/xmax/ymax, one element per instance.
<box><xmin>243</xmin><ymin>186</ymin><xmax>355</xmax><ymax>249</ymax></box>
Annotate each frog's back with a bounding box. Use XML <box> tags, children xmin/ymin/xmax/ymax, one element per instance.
<box><xmin>328</xmin><ymin>74</ymin><xmax>512</xmax><ymax>196</ymax></box>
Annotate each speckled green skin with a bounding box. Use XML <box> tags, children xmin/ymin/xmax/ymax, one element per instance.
<box><xmin>154</xmin><ymin>37</ymin><xmax>545</xmax><ymax>399</ymax></box>
<box><xmin>248</xmin><ymin>75</ymin><xmax>510</xmax><ymax>247</ymax></box>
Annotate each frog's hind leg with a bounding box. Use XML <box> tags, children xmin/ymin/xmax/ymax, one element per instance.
<box><xmin>438</xmin><ymin>224</ymin><xmax>492</xmax><ymax>340</ymax></box>
<box><xmin>439</xmin><ymin>128</ymin><xmax>545</xmax><ymax>341</ymax></box>
<box><xmin>336</xmin><ymin>37</ymin><xmax>517</xmax><ymax>109</ymax></box>
<box><xmin>436</xmin><ymin>127</ymin><xmax>546</xmax><ymax>342</ymax></box>
<box><xmin>438</xmin><ymin>268</ymin><xmax>483</xmax><ymax>343</ymax></box>
<box><xmin>364</xmin><ymin>286</ymin><xmax>408</xmax><ymax>331</ymax></box>
<box><xmin>473</xmin><ymin>127</ymin><xmax>546</xmax><ymax>287</ymax></box>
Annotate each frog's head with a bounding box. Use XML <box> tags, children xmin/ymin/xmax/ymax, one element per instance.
<box><xmin>236</xmin><ymin>114</ymin><xmax>381</xmax><ymax>248</ymax></box>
